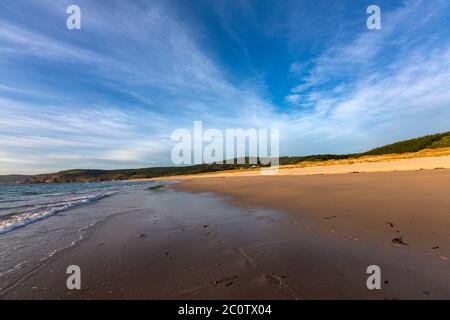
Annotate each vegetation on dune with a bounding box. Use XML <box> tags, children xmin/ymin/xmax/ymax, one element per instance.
<box><xmin>3</xmin><ymin>131</ymin><xmax>449</xmax><ymax>184</ymax></box>
<box><xmin>279</xmin><ymin>154</ymin><xmax>353</xmax><ymax>166</ymax></box>
<box><xmin>21</xmin><ymin>162</ymin><xmax>260</xmax><ymax>184</ymax></box>
<box><xmin>361</xmin><ymin>132</ymin><xmax>450</xmax><ymax>156</ymax></box>
<box><xmin>429</xmin><ymin>135</ymin><xmax>450</xmax><ymax>149</ymax></box>
<box><xmin>281</xmin><ymin>132</ymin><xmax>450</xmax><ymax>164</ymax></box>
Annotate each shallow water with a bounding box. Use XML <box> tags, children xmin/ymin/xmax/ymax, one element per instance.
<box><xmin>0</xmin><ymin>180</ymin><xmax>166</xmax><ymax>290</ymax></box>
<box><xmin>0</xmin><ymin>181</ymin><xmax>160</xmax><ymax>234</ymax></box>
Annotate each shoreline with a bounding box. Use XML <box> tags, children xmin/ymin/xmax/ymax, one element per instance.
<box><xmin>2</xmin><ymin>169</ymin><xmax>450</xmax><ymax>299</ymax></box>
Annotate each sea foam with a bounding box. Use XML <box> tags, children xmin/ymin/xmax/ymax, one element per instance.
<box><xmin>0</xmin><ymin>193</ymin><xmax>111</xmax><ymax>234</ymax></box>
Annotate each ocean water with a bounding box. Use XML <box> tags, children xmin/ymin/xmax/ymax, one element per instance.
<box><xmin>0</xmin><ymin>180</ymin><xmax>163</xmax><ymax>291</ymax></box>
<box><xmin>0</xmin><ymin>181</ymin><xmax>158</xmax><ymax>234</ymax></box>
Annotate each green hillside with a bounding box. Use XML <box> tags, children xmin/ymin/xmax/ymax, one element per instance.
<box><xmin>280</xmin><ymin>131</ymin><xmax>450</xmax><ymax>164</ymax></box>
<box><xmin>16</xmin><ymin>131</ymin><xmax>450</xmax><ymax>183</ymax></box>
<box><xmin>362</xmin><ymin>132</ymin><xmax>450</xmax><ymax>156</ymax></box>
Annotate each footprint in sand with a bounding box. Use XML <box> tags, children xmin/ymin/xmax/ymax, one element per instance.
<box><xmin>210</xmin><ymin>275</ymin><xmax>238</xmax><ymax>287</ymax></box>
<box><xmin>271</xmin><ymin>273</ymin><xmax>288</xmax><ymax>282</ymax></box>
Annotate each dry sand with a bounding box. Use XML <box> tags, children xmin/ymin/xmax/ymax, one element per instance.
<box><xmin>145</xmin><ymin>151</ymin><xmax>450</xmax><ymax>180</ymax></box>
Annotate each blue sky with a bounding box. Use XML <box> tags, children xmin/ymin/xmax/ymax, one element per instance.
<box><xmin>1</xmin><ymin>0</ymin><xmax>450</xmax><ymax>174</ymax></box>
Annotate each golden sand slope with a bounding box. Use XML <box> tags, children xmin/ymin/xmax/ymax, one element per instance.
<box><xmin>142</xmin><ymin>147</ymin><xmax>450</xmax><ymax>180</ymax></box>
<box><xmin>286</xmin><ymin>147</ymin><xmax>450</xmax><ymax>168</ymax></box>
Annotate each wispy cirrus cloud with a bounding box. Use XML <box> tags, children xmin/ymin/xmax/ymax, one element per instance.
<box><xmin>281</xmin><ymin>0</ymin><xmax>450</xmax><ymax>154</ymax></box>
<box><xmin>0</xmin><ymin>0</ymin><xmax>285</xmax><ymax>173</ymax></box>
<box><xmin>1</xmin><ymin>0</ymin><xmax>450</xmax><ymax>173</ymax></box>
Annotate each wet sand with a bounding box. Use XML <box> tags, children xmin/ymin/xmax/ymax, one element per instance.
<box><xmin>2</xmin><ymin>169</ymin><xmax>450</xmax><ymax>299</ymax></box>
<box><xmin>174</xmin><ymin>169</ymin><xmax>450</xmax><ymax>298</ymax></box>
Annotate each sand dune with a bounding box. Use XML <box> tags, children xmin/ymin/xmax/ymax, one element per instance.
<box><xmin>149</xmin><ymin>153</ymin><xmax>450</xmax><ymax>180</ymax></box>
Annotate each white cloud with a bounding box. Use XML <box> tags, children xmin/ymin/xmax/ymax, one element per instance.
<box><xmin>285</xmin><ymin>94</ymin><xmax>302</xmax><ymax>104</ymax></box>
<box><xmin>1</xmin><ymin>0</ymin><xmax>450</xmax><ymax>173</ymax></box>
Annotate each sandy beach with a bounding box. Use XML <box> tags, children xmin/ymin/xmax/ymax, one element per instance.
<box><xmin>3</xmin><ymin>0</ymin><xmax>450</xmax><ymax>304</ymax></box>
<box><xmin>1</xmin><ymin>166</ymin><xmax>449</xmax><ymax>300</ymax></box>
